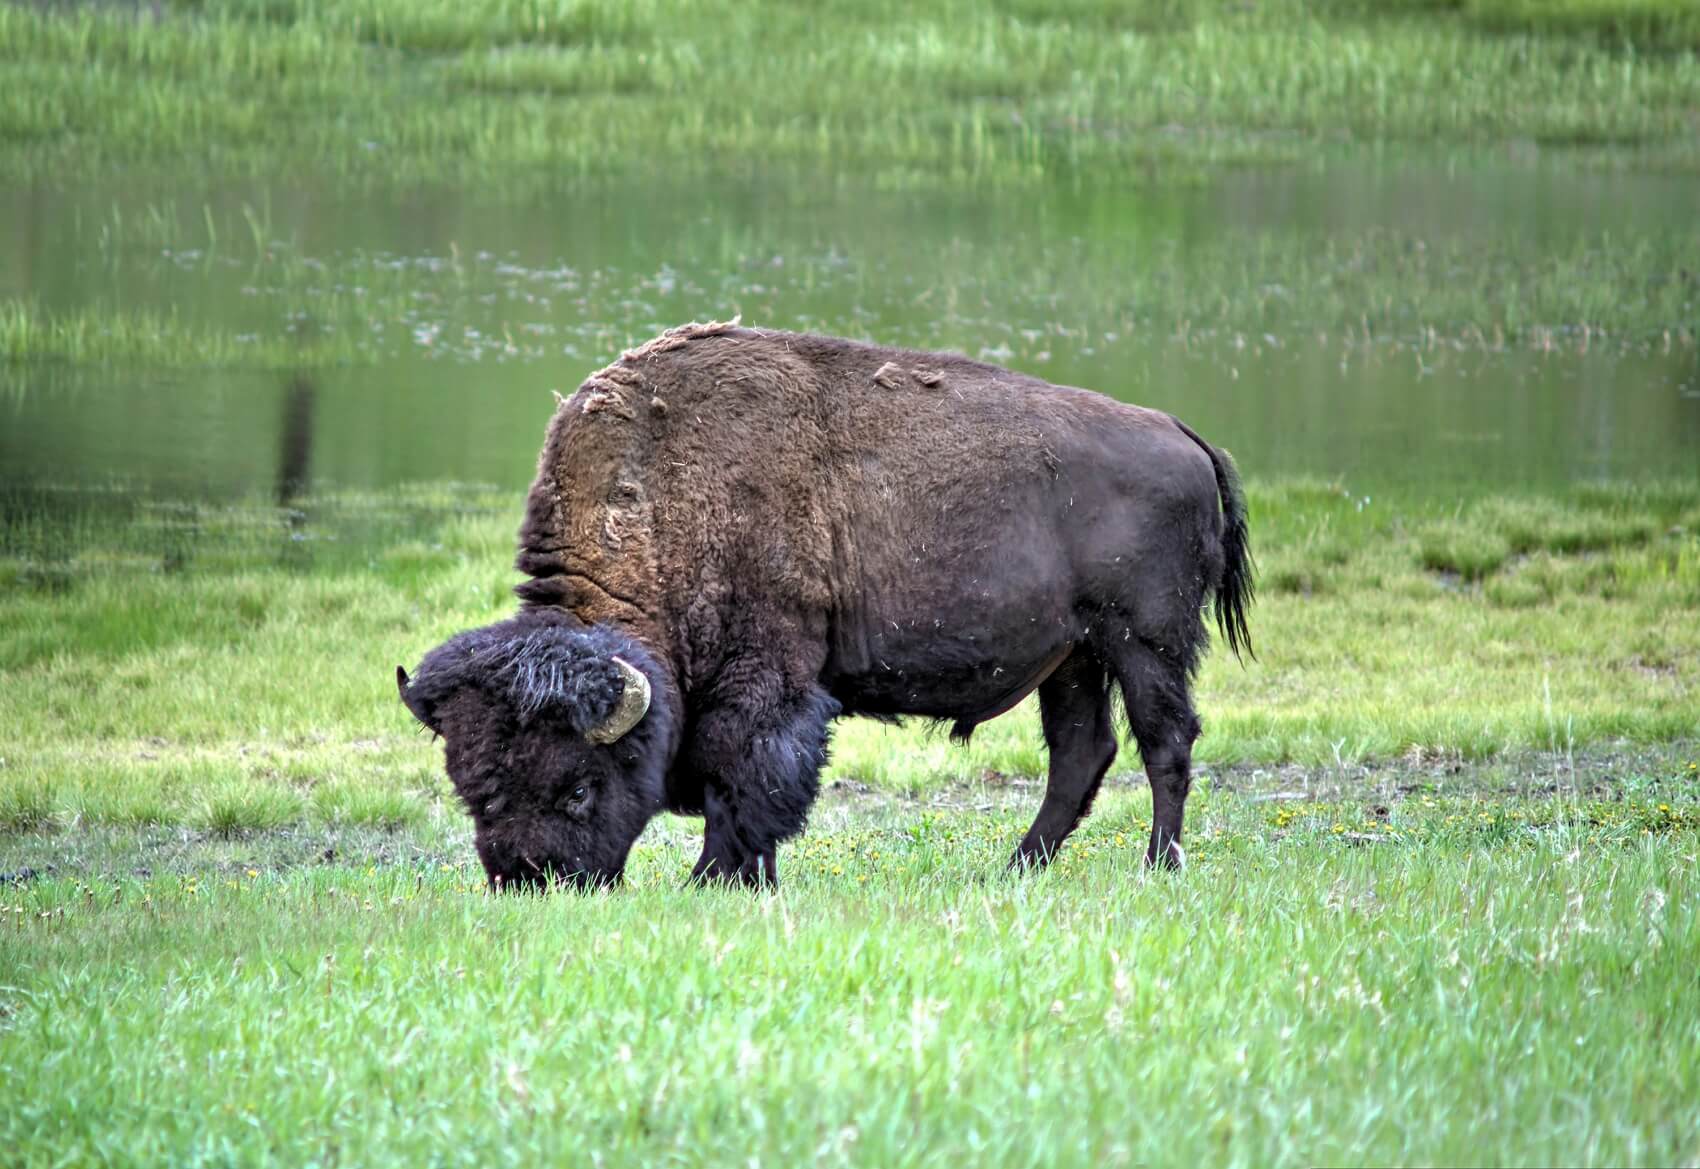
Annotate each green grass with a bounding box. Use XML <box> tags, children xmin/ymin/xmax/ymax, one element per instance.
<box><xmin>4</xmin><ymin>0</ymin><xmax>1700</xmax><ymax>185</ymax></box>
<box><xmin>2</xmin><ymin>766</ymin><xmax>1698</xmax><ymax>1166</ymax></box>
<box><xmin>1346</xmin><ymin>0</ymin><xmax>1700</xmax><ymax>52</ymax></box>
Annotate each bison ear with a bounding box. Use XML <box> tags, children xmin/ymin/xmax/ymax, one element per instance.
<box><xmin>397</xmin><ymin>664</ymin><xmax>436</xmax><ymax>731</ymax></box>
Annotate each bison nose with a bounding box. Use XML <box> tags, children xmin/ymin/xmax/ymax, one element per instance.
<box><xmin>488</xmin><ymin>868</ymin><xmax>550</xmax><ymax>895</ymax></box>
<box><xmin>555</xmin><ymin>868</ymin><xmax>622</xmax><ymax>893</ymax></box>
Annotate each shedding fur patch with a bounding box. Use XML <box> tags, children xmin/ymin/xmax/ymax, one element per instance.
<box><xmin>621</xmin><ymin>317</ymin><xmax>741</xmax><ymax>364</ymax></box>
<box><xmin>871</xmin><ymin>361</ymin><xmax>909</xmax><ymax>390</ymax></box>
<box><xmin>871</xmin><ymin>363</ymin><xmax>947</xmax><ymax>390</ymax></box>
<box><xmin>579</xmin><ymin>364</ymin><xmax>644</xmax><ymax>417</ymax></box>
<box><xmin>571</xmin><ymin>319</ymin><xmax>741</xmax><ymax>419</ymax></box>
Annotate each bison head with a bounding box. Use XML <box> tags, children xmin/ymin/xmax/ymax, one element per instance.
<box><xmin>397</xmin><ymin>611</ymin><xmax>677</xmax><ymax>891</ymax></box>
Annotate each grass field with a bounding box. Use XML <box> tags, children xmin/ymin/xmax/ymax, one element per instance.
<box><xmin>3</xmin><ymin>765</ymin><xmax>1698</xmax><ymax>1166</ymax></box>
<box><xmin>4</xmin><ymin>0</ymin><xmax>1700</xmax><ymax>185</ymax></box>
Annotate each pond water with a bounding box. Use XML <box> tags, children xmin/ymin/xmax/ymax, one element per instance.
<box><xmin>3</xmin><ymin>161</ymin><xmax>1697</xmax><ymax>520</ymax></box>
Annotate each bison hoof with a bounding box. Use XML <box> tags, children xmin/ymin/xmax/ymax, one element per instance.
<box><xmin>1144</xmin><ymin>841</ymin><xmax>1186</xmax><ymax>871</ymax></box>
<box><xmin>690</xmin><ymin>852</ymin><xmax>778</xmax><ymax>890</ymax></box>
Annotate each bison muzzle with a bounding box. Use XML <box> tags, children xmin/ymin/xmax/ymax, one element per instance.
<box><xmin>399</xmin><ymin>322</ymin><xmax>1253</xmax><ymax>890</ymax></box>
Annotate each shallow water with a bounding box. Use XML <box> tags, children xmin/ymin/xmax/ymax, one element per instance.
<box><xmin>3</xmin><ymin>161</ymin><xmax>1696</xmax><ymax>513</ymax></box>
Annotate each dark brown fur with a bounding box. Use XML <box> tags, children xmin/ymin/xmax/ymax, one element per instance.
<box><xmin>402</xmin><ymin>322</ymin><xmax>1253</xmax><ymax>889</ymax></box>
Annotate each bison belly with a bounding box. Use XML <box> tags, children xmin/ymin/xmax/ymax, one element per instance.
<box><xmin>825</xmin><ymin>513</ymin><xmax>1080</xmax><ymax>725</ymax></box>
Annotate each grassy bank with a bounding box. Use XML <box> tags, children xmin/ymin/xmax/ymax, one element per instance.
<box><xmin>2</xmin><ymin>479</ymin><xmax>1695</xmax><ymax>835</ymax></box>
<box><xmin>1356</xmin><ymin>0</ymin><xmax>1700</xmax><ymax>50</ymax></box>
<box><xmin>3</xmin><ymin>0</ymin><xmax>1699</xmax><ymax>185</ymax></box>
<box><xmin>3</xmin><ymin>768</ymin><xmax>1698</xmax><ymax>1167</ymax></box>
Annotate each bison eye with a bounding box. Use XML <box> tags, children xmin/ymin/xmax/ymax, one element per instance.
<box><xmin>559</xmin><ymin>783</ymin><xmax>591</xmax><ymax>816</ymax></box>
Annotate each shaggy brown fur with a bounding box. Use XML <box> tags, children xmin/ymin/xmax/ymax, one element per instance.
<box><xmin>404</xmin><ymin>322</ymin><xmax>1253</xmax><ymax>889</ymax></box>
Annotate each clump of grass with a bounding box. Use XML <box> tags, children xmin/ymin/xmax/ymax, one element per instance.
<box><xmin>1260</xmin><ymin>546</ymin><xmax>1350</xmax><ymax>597</ymax></box>
<box><xmin>55</xmin><ymin>768</ymin><xmax>181</xmax><ymax>828</ymax></box>
<box><xmin>1572</xmin><ymin>479</ymin><xmax>1700</xmax><ymax>518</ymax></box>
<box><xmin>1417</xmin><ymin>520</ymin><xmax>1512</xmax><ymax>580</ymax></box>
<box><xmin>1484</xmin><ymin>573</ymin><xmax>1550</xmax><ymax>608</ymax></box>
<box><xmin>0</xmin><ymin>775</ymin><xmax>59</xmax><ymax>832</ymax></box>
<box><xmin>1001</xmin><ymin>0</ymin><xmax>1212</xmax><ymax>33</ymax></box>
<box><xmin>260</xmin><ymin>0</ymin><xmax>665</xmax><ymax>53</ymax></box>
<box><xmin>1338</xmin><ymin>0</ymin><xmax>1700</xmax><ymax>53</ymax></box>
<box><xmin>1414</xmin><ymin>486</ymin><xmax>1697</xmax><ymax>585</ymax></box>
<box><xmin>1476</xmin><ymin>496</ymin><xmax>1658</xmax><ymax>555</ymax></box>
<box><xmin>191</xmin><ymin>782</ymin><xmax>307</xmax><ymax>838</ymax></box>
<box><xmin>1262</xmin><ymin>560</ymin><xmax>1326</xmax><ymax>597</ymax></box>
<box><xmin>310</xmin><ymin>779</ymin><xmax>428</xmax><ymax>830</ymax></box>
<box><xmin>445</xmin><ymin>44</ymin><xmax>674</xmax><ymax>96</ymax></box>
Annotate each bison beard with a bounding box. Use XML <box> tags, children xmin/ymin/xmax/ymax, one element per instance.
<box><xmin>401</xmin><ymin>322</ymin><xmax>1254</xmax><ymax>890</ymax></box>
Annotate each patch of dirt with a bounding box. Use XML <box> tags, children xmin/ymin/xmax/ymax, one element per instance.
<box><xmin>827</xmin><ymin>742</ymin><xmax>1696</xmax><ymax>813</ymax></box>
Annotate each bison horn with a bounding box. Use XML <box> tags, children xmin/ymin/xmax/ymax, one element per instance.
<box><xmin>584</xmin><ymin>656</ymin><xmax>651</xmax><ymax>745</ymax></box>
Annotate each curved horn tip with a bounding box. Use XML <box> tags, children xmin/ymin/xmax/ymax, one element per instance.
<box><xmin>396</xmin><ymin>665</ymin><xmax>411</xmax><ymax>696</ymax></box>
<box><xmin>585</xmin><ymin>656</ymin><xmax>652</xmax><ymax>745</ymax></box>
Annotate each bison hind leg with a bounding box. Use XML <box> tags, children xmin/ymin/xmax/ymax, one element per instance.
<box><xmin>1011</xmin><ymin>650</ymin><xmax>1118</xmax><ymax>869</ymax></box>
<box><xmin>1102</xmin><ymin>636</ymin><xmax>1201</xmax><ymax>870</ymax></box>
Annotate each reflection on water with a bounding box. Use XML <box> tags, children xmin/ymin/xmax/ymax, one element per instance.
<box><xmin>2</xmin><ymin>162</ymin><xmax>1696</xmax><ymax>517</ymax></box>
<box><xmin>276</xmin><ymin>373</ymin><xmax>315</xmax><ymax>508</ymax></box>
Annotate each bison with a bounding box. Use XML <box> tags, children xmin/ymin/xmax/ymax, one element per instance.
<box><xmin>398</xmin><ymin>321</ymin><xmax>1252</xmax><ymax>890</ymax></box>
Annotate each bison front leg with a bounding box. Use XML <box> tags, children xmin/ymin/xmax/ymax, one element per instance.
<box><xmin>683</xmin><ymin>684</ymin><xmax>841</xmax><ymax>890</ymax></box>
<box><xmin>691</xmin><ymin>797</ymin><xmax>779</xmax><ymax>888</ymax></box>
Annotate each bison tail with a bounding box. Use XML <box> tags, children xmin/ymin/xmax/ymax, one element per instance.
<box><xmin>1174</xmin><ymin>419</ymin><xmax>1256</xmax><ymax>663</ymax></box>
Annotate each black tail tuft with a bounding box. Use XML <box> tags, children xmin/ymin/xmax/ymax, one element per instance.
<box><xmin>1174</xmin><ymin>420</ymin><xmax>1256</xmax><ymax>662</ymax></box>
